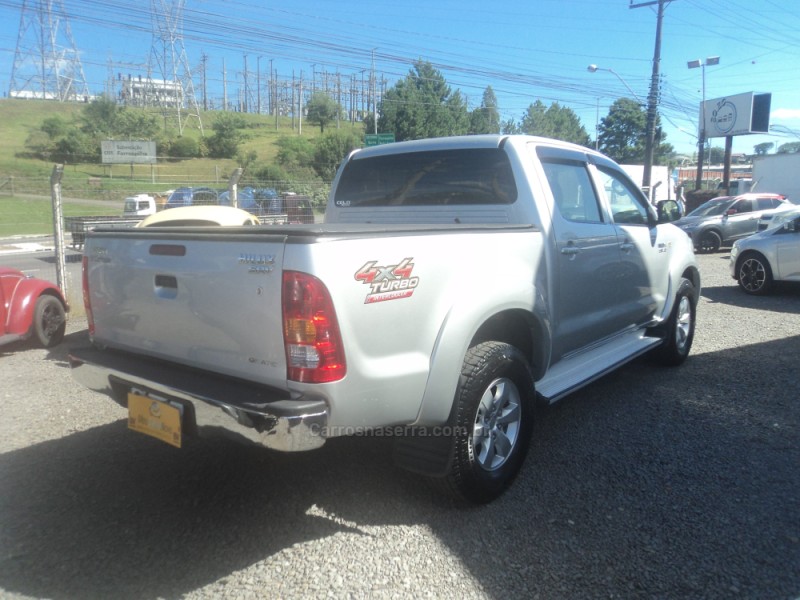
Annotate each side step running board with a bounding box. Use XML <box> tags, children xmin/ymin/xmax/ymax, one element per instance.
<box><xmin>536</xmin><ymin>333</ymin><xmax>661</xmax><ymax>404</ymax></box>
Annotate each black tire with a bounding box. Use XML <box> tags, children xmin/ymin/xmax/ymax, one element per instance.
<box><xmin>33</xmin><ymin>295</ymin><xmax>66</xmax><ymax>348</ymax></box>
<box><xmin>737</xmin><ymin>252</ymin><xmax>774</xmax><ymax>295</ymax></box>
<box><xmin>697</xmin><ymin>230</ymin><xmax>721</xmax><ymax>253</ymax></box>
<box><xmin>438</xmin><ymin>342</ymin><xmax>535</xmax><ymax>504</ymax></box>
<box><xmin>651</xmin><ymin>277</ymin><xmax>696</xmax><ymax>366</ymax></box>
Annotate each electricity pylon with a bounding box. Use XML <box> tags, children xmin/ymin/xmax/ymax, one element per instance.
<box><xmin>9</xmin><ymin>0</ymin><xmax>90</xmax><ymax>101</ymax></box>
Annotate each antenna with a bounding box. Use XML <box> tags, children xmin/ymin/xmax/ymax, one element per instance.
<box><xmin>9</xmin><ymin>0</ymin><xmax>89</xmax><ymax>101</ymax></box>
<box><xmin>147</xmin><ymin>0</ymin><xmax>203</xmax><ymax>135</ymax></box>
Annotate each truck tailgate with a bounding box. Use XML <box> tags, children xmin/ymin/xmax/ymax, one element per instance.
<box><xmin>85</xmin><ymin>229</ymin><xmax>289</xmax><ymax>387</ymax></box>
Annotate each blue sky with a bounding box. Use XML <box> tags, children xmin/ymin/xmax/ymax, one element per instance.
<box><xmin>1</xmin><ymin>0</ymin><xmax>799</xmax><ymax>157</ymax></box>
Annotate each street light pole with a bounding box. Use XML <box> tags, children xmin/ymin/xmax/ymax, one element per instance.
<box><xmin>587</xmin><ymin>64</ymin><xmax>643</xmax><ymax>104</ymax></box>
<box><xmin>688</xmin><ymin>56</ymin><xmax>720</xmax><ymax>190</ymax></box>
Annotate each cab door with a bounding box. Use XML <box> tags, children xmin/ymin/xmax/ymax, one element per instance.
<box><xmin>721</xmin><ymin>197</ymin><xmax>757</xmax><ymax>241</ymax></box>
<box><xmin>593</xmin><ymin>163</ymin><xmax>670</xmax><ymax>327</ymax></box>
<box><xmin>536</xmin><ymin>148</ymin><xmax>625</xmax><ymax>358</ymax></box>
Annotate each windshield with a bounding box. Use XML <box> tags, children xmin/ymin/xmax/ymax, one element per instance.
<box><xmin>688</xmin><ymin>198</ymin><xmax>734</xmax><ymax>217</ymax></box>
<box><xmin>333</xmin><ymin>148</ymin><xmax>517</xmax><ymax>208</ymax></box>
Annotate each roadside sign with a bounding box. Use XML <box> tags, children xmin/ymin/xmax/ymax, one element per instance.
<box><xmin>365</xmin><ymin>133</ymin><xmax>395</xmax><ymax>147</ymax></box>
<box><xmin>101</xmin><ymin>140</ymin><xmax>157</xmax><ymax>164</ymax></box>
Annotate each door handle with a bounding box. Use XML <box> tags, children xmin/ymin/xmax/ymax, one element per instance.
<box><xmin>561</xmin><ymin>246</ymin><xmax>580</xmax><ymax>256</ymax></box>
<box><xmin>620</xmin><ymin>242</ymin><xmax>635</xmax><ymax>253</ymax></box>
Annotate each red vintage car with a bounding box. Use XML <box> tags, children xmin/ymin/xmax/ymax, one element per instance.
<box><xmin>0</xmin><ymin>267</ymin><xmax>68</xmax><ymax>348</ymax></box>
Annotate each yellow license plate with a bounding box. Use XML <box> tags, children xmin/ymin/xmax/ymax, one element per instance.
<box><xmin>127</xmin><ymin>392</ymin><xmax>183</xmax><ymax>448</ymax></box>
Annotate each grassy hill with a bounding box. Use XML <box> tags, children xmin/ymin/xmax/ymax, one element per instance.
<box><xmin>0</xmin><ymin>98</ymin><xmax>364</xmax><ymax>235</ymax></box>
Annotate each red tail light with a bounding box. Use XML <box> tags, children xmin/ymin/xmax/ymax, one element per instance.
<box><xmin>282</xmin><ymin>271</ymin><xmax>346</xmax><ymax>383</ymax></box>
<box><xmin>81</xmin><ymin>256</ymin><xmax>95</xmax><ymax>336</ymax></box>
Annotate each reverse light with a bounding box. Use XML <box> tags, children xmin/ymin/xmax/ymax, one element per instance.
<box><xmin>282</xmin><ymin>271</ymin><xmax>346</xmax><ymax>383</ymax></box>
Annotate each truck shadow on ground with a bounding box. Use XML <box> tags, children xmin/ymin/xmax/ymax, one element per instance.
<box><xmin>1</xmin><ymin>336</ymin><xmax>799</xmax><ymax>598</ymax></box>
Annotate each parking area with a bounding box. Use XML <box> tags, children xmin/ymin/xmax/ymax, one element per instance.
<box><xmin>0</xmin><ymin>251</ymin><xmax>798</xmax><ymax>599</ymax></box>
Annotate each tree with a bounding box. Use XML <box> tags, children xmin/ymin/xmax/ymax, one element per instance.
<box><xmin>708</xmin><ymin>146</ymin><xmax>726</xmax><ymax>165</ymax></box>
<box><xmin>313</xmin><ymin>130</ymin><xmax>361</xmax><ymax>180</ymax></box>
<box><xmin>754</xmin><ymin>142</ymin><xmax>774</xmax><ymax>155</ymax></box>
<box><xmin>80</xmin><ymin>96</ymin><xmax>119</xmax><ymax>136</ymax></box>
<box><xmin>598</xmin><ymin>98</ymin><xmax>672</xmax><ymax>165</ymax></box>
<box><xmin>41</xmin><ymin>116</ymin><xmax>68</xmax><ymax>138</ymax></box>
<box><xmin>207</xmin><ymin>112</ymin><xmax>246</xmax><ymax>158</ymax></box>
<box><xmin>501</xmin><ymin>118</ymin><xmax>520</xmax><ymax>135</ymax></box>
<box><xmin>252</xmin><ymin>164</ymin><xmax>290</xmax><ymax>187</ymax></box>
<box><xmin>469</xmin><ymin>86</ymin><xmax>500</xmax><ymax>134</ymax></box>
<box><xmin>275</xmin><ymin>135</ymin><xmax>315</xmax><ymax>169</ymax></box>
<box><xmin>519</xmin><ymin>100</ymin><xmax>591</xmax><ymax>146</ymax></box>
<box><xmin>115</xmin><ymin>110</ymin><xmax>160</xmax><ymax>139</ymax></box>
<box><xmin>169</xmin><ymin>136</ymin><xmax>200</xmax><ymax>160</ymax></box>
<box><xmin>777</xmin><ymin>141</ymin><xmax>800</xmax><ymax>154</ymax></box>
<box><xmin>378</xmin><ymin>60</ymin><xmax>469</xmax><ymax>141</ymax></box>
<box><xmin>306</xmin><ymin>92</ymin><xmax>342</xmax><ymax>133</ymax></box>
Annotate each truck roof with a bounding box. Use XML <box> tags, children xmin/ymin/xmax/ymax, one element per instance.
<box><xmin>349</xmin><ymin>134</ymin><xmax>602</xmax><ymax>160</ymax></box>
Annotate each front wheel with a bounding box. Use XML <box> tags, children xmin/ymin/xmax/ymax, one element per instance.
<box><xmin>439</xmin><ymin>342</ymin><xmax>535</xmax><ymax>504</ymax></box>
<box><xmin>697</xmin><ymin>230</ymin><xmax>721</xmax><ymax>253</ymax></box>
<box><xmin>33</xmin><ymin>295</ymin><xmax>66</xmax><ymax>347</ymax></box>
<box><xmin>737</xmin><ymin>252</ymin><xmax>773</xmax><ymax>295</ymax></box>
<box><xmin>651</xmin><ymin>277</ymin><xmax>696</xmax><ymax>366</ymax></box>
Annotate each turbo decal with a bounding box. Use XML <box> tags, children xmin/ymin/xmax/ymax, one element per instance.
<box><xmin>355</xmin><ymin>257</ymin><xmax>419</xmax><ymax>303</ymax></box>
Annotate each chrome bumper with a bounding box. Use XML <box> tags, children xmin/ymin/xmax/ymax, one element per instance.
<box><xmin>68</xmin><ymin>346</ymin><xmax>327</xmax><ymax>452</ymax></box>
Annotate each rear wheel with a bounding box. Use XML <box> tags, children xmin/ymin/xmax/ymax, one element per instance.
<box><xmin>697</xmin><ymin>230</ymin><xmax>721</xmax><ymax>253</ymax></box>
<box><xmin>438</xmin><ymin>342</ymin><xmax>535</xmax><ymax>504</ymax></box>
<box><xmin>33</xmin><ymin>295</ymin><xmax>66</xmax><ymax>347</ymax></box>
<box><xmin>737</xmin><ymin>252</ymin><xmax>773</xmax><ymax>295</ymax></box>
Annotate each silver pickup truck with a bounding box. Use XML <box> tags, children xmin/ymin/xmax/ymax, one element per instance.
<box><xmin>70</xmin><ymin>135</ymin><xmax>699</xmax><ymax>503</ymax></box>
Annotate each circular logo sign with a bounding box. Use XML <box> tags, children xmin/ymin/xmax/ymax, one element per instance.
<box><xmin>711</xmin><ymin>100</ymin><xmax>737</xmax><ymax>135</ymax></box>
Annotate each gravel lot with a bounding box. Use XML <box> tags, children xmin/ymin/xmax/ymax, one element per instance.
<box><xmin>1</xmin><ymin>252</ymin><xmax>798</xmax><ymax>599</ymax></box>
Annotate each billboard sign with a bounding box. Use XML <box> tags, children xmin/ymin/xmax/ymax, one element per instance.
<box><xmin>701</xmin><ymin>92</ymin><xmax>771</xmax><ymax>138</ymax></box>
<box><xmin>101</xmin><ymin>140</ymin><xmax>157</xmax><ymax>164</ymax></box>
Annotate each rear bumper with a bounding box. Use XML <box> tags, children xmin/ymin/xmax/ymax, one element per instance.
<box><xmin>68</xmin><ymin>346</ymin><xmax>327</xmax><ymax>452</ymax></box>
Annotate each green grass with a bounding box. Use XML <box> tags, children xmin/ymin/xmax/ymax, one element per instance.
<box><xmin>0</xmin><ymin>98</ymin><xmax>362</xmax><ymax>236</ymax></box>
<box><xmin>0</xmin><ymin>195</ymin><xmax>119</xmax><ymax>236</ymax></box>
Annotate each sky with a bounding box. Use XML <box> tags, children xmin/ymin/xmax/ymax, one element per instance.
<box><xmin>1</xmin><ymin>0</ymin><xmax>799</xmax><ymax>158</ymax></box>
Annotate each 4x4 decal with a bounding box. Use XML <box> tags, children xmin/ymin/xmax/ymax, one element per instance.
<box><xmin>355</xmin><ymin>257</ymin><xmax>419</xmax><ymax>304</ymax></box>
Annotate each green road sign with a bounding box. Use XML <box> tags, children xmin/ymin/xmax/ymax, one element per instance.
<box><xmin>365</xmin><ymin>133</ymin><xmax>396</xmax><ymax>147</ymax></box>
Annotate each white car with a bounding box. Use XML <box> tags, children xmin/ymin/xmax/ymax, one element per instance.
<box><xmin>730</xmin><ymin>212</ymin><xmax>800</xmax><ymax>294</ymax></box>
<box><xmin>757</xmin><ymin>206</ymin><xmax>800</xmax><ymax>232</ymax></box>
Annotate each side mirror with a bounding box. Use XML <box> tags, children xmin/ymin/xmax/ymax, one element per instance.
<box><xmin>657</xmin><ymin>200</ymin><xmax>683</xmax><ymax>223</ymax></box>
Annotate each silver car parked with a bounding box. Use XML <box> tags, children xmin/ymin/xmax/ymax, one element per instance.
<box><xmin>730</xmin><ymin>213</ymin><xmax>800</xmax><ymax>294</ymax></box>
<box><xmin>676</xmin><ymin>193</ymin><xmax>793</xmax><ymax>253</ymax></box>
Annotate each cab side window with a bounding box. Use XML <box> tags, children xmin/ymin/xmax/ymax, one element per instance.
<box><xmin>596</xmin><ymin>167</ymin><xmax>649</xmax><ymax>225</ymax></box>
<box><xmin>759</xmin><ymin>198</ymin><xmax>780</xmax><ymax>210</ymax></box>
<box><xmin>541</xmin><ymin>160</ymin><xmax>602</xmax><ymax>223</ymax></box>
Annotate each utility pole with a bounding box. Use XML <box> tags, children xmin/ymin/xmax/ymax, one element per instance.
<box><xmin>200</xmin><ymin>53</ymin><xmax>208</xmax><ymax>111</ymax></box>
<box><xmin>630</xmin><ymin>0</ymin><xmax>670</xmax><ymax>201</ymax></box>
<box><xmin>256</xmin><ymin>55</ymin><xmax>262</xmax><ymax>114</ymax></box>
<box><xmin>371</xmin><ymin>49</ymin><xmax>377</xmax><ymax>135</ymax></box>
<box><xmin>222</xmin><ymin>57</ymin><xmax>227</xmax><ymax>111</ymax></box>
<box><xmin>243</xmin><ymin>54</ymin><xmax>249</xmax><ymax>113</ymax></box>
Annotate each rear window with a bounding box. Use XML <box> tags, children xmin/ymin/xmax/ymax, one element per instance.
<box><xmin>333</xmin><ymin>148</ymin><xmax>517</xmax><ymax>207</ymax></box>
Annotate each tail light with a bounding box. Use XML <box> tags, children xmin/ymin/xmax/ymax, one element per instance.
<box><xmin>81</xmin><ymin>256</ymin><xmax>95</xmax><ymax>336</ymax></box>
<box><xmin>282</xmin><ymin>271</ymin><xmax>346</xmax><ymax>383</ymax></box>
